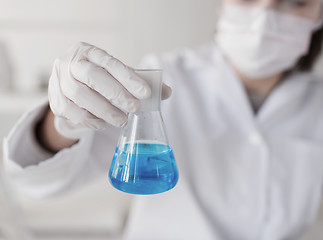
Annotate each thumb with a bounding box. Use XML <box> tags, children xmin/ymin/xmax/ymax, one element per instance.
<box><xmin>162</xmin><ymin>83</ymin><xmax>172</xmax><ymax>100</ymax></box>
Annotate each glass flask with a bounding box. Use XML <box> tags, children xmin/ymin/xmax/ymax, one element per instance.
<box><xmin>109</xmin><ymin>70</ymin><xmax>178</xmax><ymax>195</ymax></box>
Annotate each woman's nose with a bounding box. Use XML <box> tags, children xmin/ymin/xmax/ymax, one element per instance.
<box><xmin>256</xmin><ymin>0</ymin><xmax>278</xmax><ymax>9</ymax></box>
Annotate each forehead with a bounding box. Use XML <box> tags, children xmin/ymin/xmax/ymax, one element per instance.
<box><xmin>224</xmin><ymin>0</ymin><xmax>322</xmax><ymax>20</ymax></box>
<box><xmin>227</xmin><ymin>0</ymin><xmax>321</xmax><ymax>2</ymax></box>
<box><xmin>225</xmin><ymin>0</ymin><xmax>322</xmax><ymax>5</ymax></box>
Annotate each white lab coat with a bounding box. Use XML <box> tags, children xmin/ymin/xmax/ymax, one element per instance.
<box><xmin>3</xmin><ymin>43</ymin><xmax>323</xmax><ymax>240</ymax></box>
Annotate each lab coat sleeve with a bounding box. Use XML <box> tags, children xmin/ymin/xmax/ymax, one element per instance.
<box><xmin>2</xmin><ymin>54</ymin><xmax>167</xmax><ymax>199</ymax></box>
<box><xmin>2</xmin><ymin>100</ymin><xmax>102</xmax><ymax>198</ymax></box>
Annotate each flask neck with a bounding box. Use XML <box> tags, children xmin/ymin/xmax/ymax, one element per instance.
<box><xmin>135</xmin><ymin>70</ymin><xmax>162</xmax><ymax>112</ymax></box>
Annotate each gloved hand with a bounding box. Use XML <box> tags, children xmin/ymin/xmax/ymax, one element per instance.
<box><xmin>48</xmin><ymin>42</ymin><xmax>171</xmax><ymax>139</ymax></box>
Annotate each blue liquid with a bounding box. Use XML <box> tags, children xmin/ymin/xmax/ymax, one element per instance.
<box><xmin>109</xmin><ymin>143</ymin><xmax>178</xmax><ymax>195</ymax></box>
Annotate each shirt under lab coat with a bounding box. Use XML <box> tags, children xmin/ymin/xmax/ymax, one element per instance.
<box><xmin>3</xmin><ymin>43</ymin><xmax>323</xmax><ymax>240</ymax></box>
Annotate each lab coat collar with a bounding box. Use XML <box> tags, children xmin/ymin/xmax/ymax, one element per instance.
<box><xmin>256</xmin><ymin>71</ymin><xmax>318</xmax><ymax>129</ymax></box>
<box><xmin>208</xmin><ymin>44</ymin><xmax>318</xmax><ymax>131</ymax></box>
<box><xmin>181</xmin><ymin>43</ymin><xmax>317</xmax><ymax>134</ymax></box>
<box><xmin>207</xmin><ymin>44</ymin><xmax>257</xmax><ymax>133</ymax></box>
<box><xmin>196</xmin><ymin>43</ymin><xmax>317</xmax><ymax>132</ymax></box>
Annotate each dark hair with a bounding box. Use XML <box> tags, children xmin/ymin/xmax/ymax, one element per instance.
<box><xmin>293</xmin><ymin>26</ymin><xmax>323</xmax><ymax>71</ymax></box>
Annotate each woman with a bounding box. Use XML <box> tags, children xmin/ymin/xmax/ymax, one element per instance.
<box><xmin>3</xmin><ymin>0</ymin><xmax>323</xmax><ymax>239</ymax></box>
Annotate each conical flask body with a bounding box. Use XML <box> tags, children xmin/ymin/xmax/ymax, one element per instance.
<box><xmin>109</xmin><ymin>70</ymin><xmax>178</xmax><ymax>194</ymax></box>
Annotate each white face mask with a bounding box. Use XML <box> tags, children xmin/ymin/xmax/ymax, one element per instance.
<box><xmin>214</xmin><ymin>3</ymin><xmax>322</xmax><ymax>79</ymax></box>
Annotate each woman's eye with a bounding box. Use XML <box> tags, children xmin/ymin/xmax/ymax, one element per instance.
<box><xmin>293</xmin><ymin>0</ymin><xmax>308</xmax><ymax>6</ymax></box>
<box><xmin>285</xmin><ymin>0</ymin><xmax>308</xmax><ymax>7</ymax></box>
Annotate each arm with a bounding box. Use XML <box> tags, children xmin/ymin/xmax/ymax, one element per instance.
<box><xmin>2</xmin><ymin>42</ymin><xmax>150</xmax><ymax>198</ymax></box>
<box><xmin>2</xmin><ymin>101</ymin><xmax>117</xmax><ymax>198</ymax></box>
<box><xmin>3</xmin><ymin>42</ymin><xmax>169</xmax><ymax>198</ymax></box>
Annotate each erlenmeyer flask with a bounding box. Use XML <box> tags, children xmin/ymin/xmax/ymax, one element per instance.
<box><xmin>109</xmin><ymin>70</ymin><xmax>178</xmax><ymax>195</ymax></box>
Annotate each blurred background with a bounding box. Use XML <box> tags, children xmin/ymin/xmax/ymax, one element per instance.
<box><xmin>0</xmin><ymin>0</ymin><xmax>323</xmax><ymax>239</ymax></box>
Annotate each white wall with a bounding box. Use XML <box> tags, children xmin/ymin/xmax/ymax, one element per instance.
<box><xmin>0</xmin><ymin>0</ymin><xmax>220</xmax><ymax>142</ymax></box>
<box><xmin>0</xmin><ymin>1</ymin><xmax>220</xmax><ymax>238</ymax></box>
<box><xmin>0</xmin><ymin>0</ymin><xmax>219</xmax><ymax>93</ymax></box>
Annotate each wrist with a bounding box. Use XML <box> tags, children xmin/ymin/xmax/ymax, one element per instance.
<box><xmin>35</xmin><ymin>106</ymin><xmax>78</xmax><ymax>153</ymax></box>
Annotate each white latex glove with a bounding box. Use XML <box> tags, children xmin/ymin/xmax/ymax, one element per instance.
<box><xmin>48</xmin><ymin>42</ymin><xmax>171</xmax><ymax>139</ymax></box>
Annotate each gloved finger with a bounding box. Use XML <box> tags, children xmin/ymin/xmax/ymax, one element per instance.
<box><xmin>60</xmin><ymin>74</ymin><xmax>128</xmax><ymax>127</ymax></box>
<box><xmin>70</xmin><ymin>60</ymin><xmax>141</xmax><ymax>113</ymax></box>
<box><xmin>48</xmin><ymin>68</ymin><xmax>108</xmax><ymax>129</ymax></box>
<box><xmin>162</xmin><ymin>83</ymin><xmax>172</xmax><ymax>100</ymax></box>
<box><xmin>54</xmin><ymin>117</ymin><xmax>93</xmax><ymax>139</ymax></box>
<box><xmin>85</xmin><ymin>46</ymin><xmax>151</xmax><ymax>99</ymax></box>
<box><xmin>72</xmin><ymin>59</ymin><xmax>171</xmax><ymax>103</ymax></box>
<box><xmin>51</xmin><ymin>99</ymin><xmax>107</xmax><ymax>130</ymax></box>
